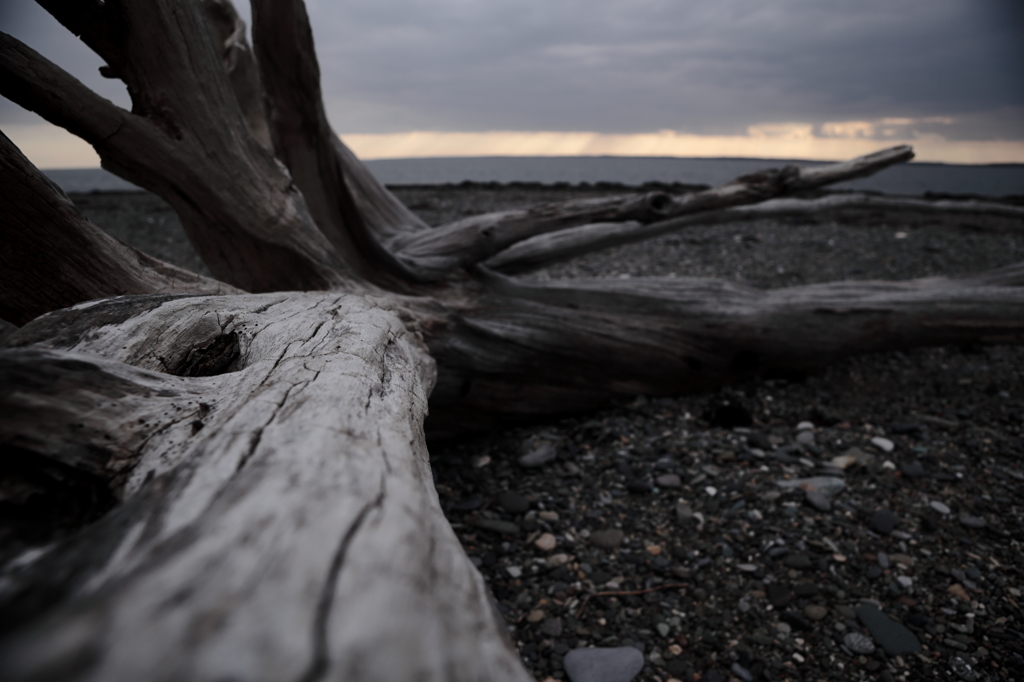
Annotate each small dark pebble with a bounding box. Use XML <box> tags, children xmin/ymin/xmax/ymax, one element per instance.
<box><xmin>496</xmin><ymin>491</ymin><xmax>530</xmax><ymax>514</ymax></box>
<box><xmin>868</xmin><ymin>509</ymin><xmax>901</xmax><ymax>535</ymax></box>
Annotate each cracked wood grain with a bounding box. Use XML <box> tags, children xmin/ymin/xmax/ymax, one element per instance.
<box><xmin>0</xmin><ymin>293</ymin><xmax>531</xmax><ymax>682</ymax></box>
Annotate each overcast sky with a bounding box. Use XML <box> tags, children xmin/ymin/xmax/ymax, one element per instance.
<box><xmin>2</xmin><ymin>0</ymin><xmax>1023</xmax><ymax>166</ymax></box>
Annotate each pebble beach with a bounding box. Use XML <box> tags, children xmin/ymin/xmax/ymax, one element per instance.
<box><xmin>67</xmin><ymin>184</ymin><xmax>1024</xmax><ymax>682</ymax></box>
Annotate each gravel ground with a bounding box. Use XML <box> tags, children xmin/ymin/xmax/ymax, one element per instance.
<box><xmin>68</xmin><ymin>185</ymin><xmax>1024</xmax><ymax>682</ymax></box>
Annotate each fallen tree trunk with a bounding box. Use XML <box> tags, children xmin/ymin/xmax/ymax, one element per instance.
<box><xmin>2</xmin><ymin>1</ymin><xmax>1023</xmax><ymax>680</ymax></box>
<box><xmin>1</xmin><ymin>293</ymin><xmax>529</xmax><ymax>681</ymax></box>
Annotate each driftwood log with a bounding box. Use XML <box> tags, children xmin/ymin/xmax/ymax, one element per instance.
<box><xmin>1</xmin><ymin>1</ymin><xmax>1023</xmax><ymax>680</ymax></box>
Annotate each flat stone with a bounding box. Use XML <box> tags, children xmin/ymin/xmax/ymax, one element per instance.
<box><xmin>783</xmin><ymin>554</ymin><xmax>813</xmax><ymax>570</ymax></box>
<box><xmin>474</xmin><ymin>518</ymin><xmax>520</xmax><ymax>535</ymax></box>
<box><xmin>590</xmin><ymin>528</ymin><xmax>625</xmax><ymax>550</ymax></box>
<box><xmin>563</xmin><ymin>646</ymin><xmax>644</xmax><ymax>682</ymax></box>
<box><xmin>795</xmin><ymin>421</ymin><xmax>815</xmax><ymax>431</ymax></box>
<box><xmin>804</xmin><ymin>604</ymin><xmax>828</xmax><ymax>621</ymax></box>
<box><xmin>900</xmin><ymin>461</ymin><xmax>927</xmax><ymax>478</ymax></box>
<box><xmin>776</xmin><ymin>476</ymin><xmax>845</xmax><ymax>496</ymax></box>
<box><xmin>496</xmin><ymin>490</ymin><xmax>530</xmax><ymax>514</ymax></box>
<box><xmin>958</xmin><ymin>512</ymin><xmax>987</xmax><ymax>529</ymax></box>
<box><xmin>929</xmin><ymin>500</ymin><xmax>951</xmax><ymax>515</ymax></box>
<box><xmin>868</xmin><ymin>509</ymin><xmax>900</xmax><ymax>535</ymax></box>
<box><xmin>870</xmin><ymin>436</ymin><xmax>895</xmax><ymax>453</ymax></box>
<box><xmin>519</xmin><ymin>441</ymin><xmax>558</xmax><ymax>468</ymax></box>
<box><xmin>805</xmin><ymin>490</ymin><xmax>832</xmax><ymax>511</ymax></box>
<box><xmin>655</xmin><ymin>473</ymin><xmax>682</xmax><ymax>488</ymax></box>
<box><xmin>843</xmin><ymin>631</ymin><xmax>876</xmax><ymax>655</ymax></box>
<box><xmin>856</xmin><ymin>604</ymin><xmax>921</xmax><ymax>656</ymax></box>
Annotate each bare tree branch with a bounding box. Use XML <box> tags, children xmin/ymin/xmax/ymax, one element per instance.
<box><xmin>391</xmin><ymin>146</ymin><xmax>915</xmax><ymax>280</ymax></box>
<box><xmin>0</xmin><ymin>130</ymin><xmax>237</xmax><ymax>325</ymax></box>
<box><xmin>486</xmin><ymin>192</ymin><xmax>1024</xmax><ymax>273</ymax></box>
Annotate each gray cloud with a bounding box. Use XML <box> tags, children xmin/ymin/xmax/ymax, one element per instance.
<box><xmin>3</xmin><ymin>0</ymin><xmax>1022</xmax><ymax>140</ymax></box>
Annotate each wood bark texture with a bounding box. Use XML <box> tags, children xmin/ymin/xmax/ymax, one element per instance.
<box><xmin>1</xmin><ymin>294</ymin><xmax>530</xmax><ymax>682</ymax></box>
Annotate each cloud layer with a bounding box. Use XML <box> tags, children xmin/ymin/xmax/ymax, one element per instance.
<box><xmin>2</xmin><ymin>0</ymin><xmax>1022</xmax><ymax>165</ymax></box>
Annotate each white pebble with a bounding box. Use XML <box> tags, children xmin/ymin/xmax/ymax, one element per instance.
<box><xmin>897</xmin><ymin>576</ymin><xmax>913</xmax><ymax>588</ymax></box>
<box><xmin>930</xmin><ymin>500</ymin><xmax>951</xmax><ymax>515</ymax></box>
<box><xmin>882</xmin><ymin>460</ymin><xmax>896</xmax><ymax>470</ymax></box>
<box><xmin>704</xmin><ymin>486</ymin><xmax>718</xmax><ymax>497</ymax></box>
<box><xmin>506</xmin><ymin>566</ymin><xmax>522</xmax><ymax>578</ymax></box>
<box><xmin>796</xmin><ymin>421</ymin><xmax>815</xmax><ymax>431</ymax></box>
<box><xmin>871</xmin><ymin>436</ymin><xmax>895</xmax><ymax>453</ymax></box>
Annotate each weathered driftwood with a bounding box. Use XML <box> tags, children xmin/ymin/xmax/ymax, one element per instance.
<box><xmin>389</xmin><ymin>146</ymin><xmax>915</xmax><ymax>280</ymax></box>
<box><xmin>0</xmin><ymin>130</ymin><xmax>237</xmax><ymax>324</ymax></box>
<box><xmin>1</xmin><ymin>293</ymin><xmax>529</xmax><ymax>682</ymax></box>
<box><xmin>484</xmin><ymin>192</ymin><xmax>1024</xmax><ymax>273</ymax></box>
<box><xmin>1</xmin><ymin>1</ymin><xmax>1023</xmax><ymax>680</ymax></box>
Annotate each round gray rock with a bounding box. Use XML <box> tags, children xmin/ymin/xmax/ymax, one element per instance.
<box><xmin>843</xmin><ymin>631</ymin><xmax>876</xmax><ymax>654</ymax></box>
<box><xmin>519</xmin><ymin>442</ymin><xmax>558</xmax><ymax>468</ymax></box>
<box><xmin>563</xmin><ymin>646</ymin><xmax>644</xmax><ymax>682</ymax></box>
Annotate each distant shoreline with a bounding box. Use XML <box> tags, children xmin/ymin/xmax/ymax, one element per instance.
<box><xmin>44</xmin><ymin>156</ymin><xmax>1024</xmax><ymax>197</ymax></box>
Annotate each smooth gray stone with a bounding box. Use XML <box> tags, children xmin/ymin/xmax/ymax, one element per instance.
<box><xmin>564</xmin><ymin>646</ymin><xmax>644</xmax><ymax>682</ymax></box>
<box><xmin>589</xmin><ymin>528</ymin><xmax>625</xmax><ymax>550</ymax></box>
<box><xmin>856</xmin><ymin>604</ymin><xmax>921</xmax><ymax>656</ymax></box>
<box><xmin>519</xmin><ymin>441</ymin><xmax>558</xmax><ymax>467</ymax></box>
<box><xmin>958</xmin><ymin>512</ymin><xmax>987</xmax><ymax>529</ymax></box>
<box><xmin>843</xmin><ymin>631</ymin><xmax>876</xmax><ymax>654</ymax></box>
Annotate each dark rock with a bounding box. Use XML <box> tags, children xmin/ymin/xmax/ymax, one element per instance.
<box><xmin>900</xmin><ymin>461</ymin><xmax>927</xmax><ymax>478</ymax></box>
<box><xmin>779</xmin><ymin>610</ymin><xmax>813</xmax><ymax>631</ymax></box>
<box><xmin>856</xmin><ymin>604</ymin><xmax>922</xmax><ymax>656</ymax></box>
<box><xmin>589</xmin><ymin>529</ymin><xmax>625</xmax><ymax>550</ymax></box>
<box><xmin>541</xmin><ymin>617</ymin><xmax>563</xmax><ymax>637</ymax></box>
<box><xmin>747</xmin><ymin>432</ymin><xmax>773</xmax><ymax>450</ymax></box>
<box><xmin>563</xmin><ymin>646</ymin><xmax>644</xmax><ymax>682</ymax></box>
<box><xmin>625</xmin><ymin>479</ymin><xmax>652</xmax><ymax>495</ymax></box>
<box><xmin>958</xmin><ymin>512</ymin><xmax>987</xmax><ymax>529</ymax></box>
<box><xmin>868</xmin><ymin>509</ymin><xmax>901</xmax><ymax>535</ymax></box>
<box><xmin>805</xmin><ymin>490</ymin><xmax>832</xmax><ymax>511</ymax></box>
<box><xmin>783</xmin><ymin>554</ymin><xmax>813</xmax><ymax>570</ymax></box>
<box><xmin>705</xmin><ymin>402</ymin><xmax>753</xmax><ymax>428</ymax></box>
<box><xmin>496</xmin><ymin>491</ymin><xmax>530</xmax><ymax>514</ymax></box>
<box><xmin>474</xmin><ymin>518</ymin><xmax>519</xmax><ymax>535</ymax></box>
<box><xmin>450</xmin><ymin>495</ymin><xmax>484</xmax><ymax>511</ymax></box>
<box><xmin>794</xmin><ymin>583</ymin><xmax>819</xmax><ymax>598</ymax></box>
<box><xmin>767</xmin><ymin>583</ymin><xmax>792</xmax><ymax>608</ymax></box>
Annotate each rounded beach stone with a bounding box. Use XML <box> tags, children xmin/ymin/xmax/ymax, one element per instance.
<box><xmin>563</xmin><ymin>646</ymin><xmax>644</xmax><ymax>682</ymax></box>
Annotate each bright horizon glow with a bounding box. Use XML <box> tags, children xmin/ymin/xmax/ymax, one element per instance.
<box><xmin>7</xmin><ymin>122</ymin><xmax>1024</xmax><ymax>170</ymax></box>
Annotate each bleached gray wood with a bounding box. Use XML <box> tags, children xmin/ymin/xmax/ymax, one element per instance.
<box><xmin>390</xmin><ymin>146</ymin><xmax>915</xmax><ymax>279</ymax></box>
<box><xmin>0</xmin><ymin>293</ymin><xmax>531</xmax><ymax>682</ymax></box>
<box><xmin>485</xmin><ymin>192</ymin><xmax>1024</xmax><ymax>273</ymax></box>
<box><xmin>424</xmin><ymin>263</ymin><xmax>1024</xmax><ymax>435</ymax></box>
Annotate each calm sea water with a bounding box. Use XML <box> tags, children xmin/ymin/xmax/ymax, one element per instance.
<box><xmin>45</xmin><ymin>156</ymin><xmax>1024</xmax><ymax>197</ymax></box>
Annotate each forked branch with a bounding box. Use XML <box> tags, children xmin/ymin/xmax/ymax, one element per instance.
<box><xmin>485</xmin><ymin>192</ymin><xmax>1024</xmax><ymax>273</ymax></box>
<box><xmin>390</xmin><ymin>146</ymin><xmax>915</xmax><ymax>280</ymax></box>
